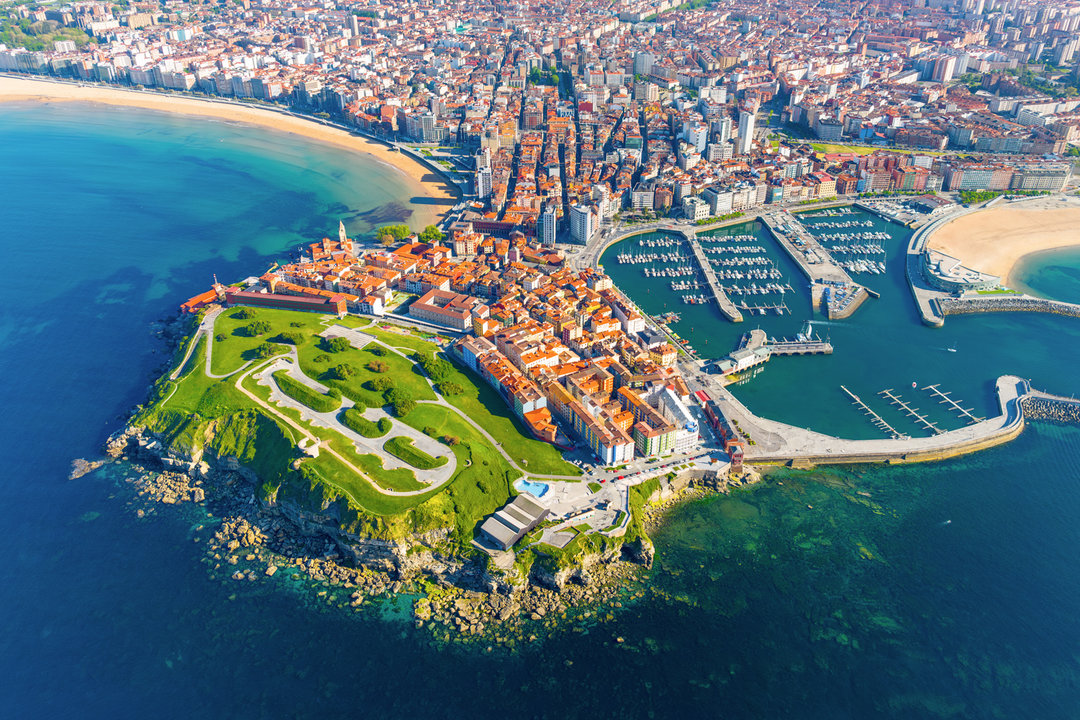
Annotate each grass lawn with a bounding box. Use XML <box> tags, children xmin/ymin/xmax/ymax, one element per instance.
<box><xmin>210</xmin><ymin>307</ymin><xmax>329</xmax><ymax>376</ymax></box>
<box><xmin>396</xmin><ymin>403</ymin><xmax>519</xmax><ymax>544</ymax></box>
<box><xmin>383</xmin><ymin>435</ymin><xmax>448</xmax><ymax>470</ymax></box>
<box><xmin>360</xmin><ymin>326</ymin><xmax>579</xmax><ymax>476</ymax></box>
<box><xmin>365</xmin><ymin>325</ymin><xmax>449</xmax><ymax>356</ymax></box>
<box><xmin>440</xmin><ymin>358</ymin><xmax>580</xmax><ymax>476</ymax></box>
<box><xmin>809</xmin><ymin>142</ymin><xmax>879</xmax><ymax>156</ymax></box>
<box><xmin>139</xmin><ymin>308</ymin><xmax>582</xmax><ymax>545</ymax></box>
<box><xmin>298</xmin><ymin>339</ymin><xmax>436</xmax><ymax>406</ymax></box>
<box><xmin>242</xmin><ymin>372</ymin><xmax>425</xmax><ymax>494</ymax></box>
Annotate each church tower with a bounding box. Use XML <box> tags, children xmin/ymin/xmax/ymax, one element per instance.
<box><xmin>338</xmin><ymin>220</ymin><xmax>347</xmax><ymax>244</ymax></box>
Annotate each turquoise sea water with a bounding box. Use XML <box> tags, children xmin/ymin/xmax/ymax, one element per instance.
<box><xmin>2</xmin><ymin>102</ymin><xmax>1080</xmax><ymax>718</ymax></box>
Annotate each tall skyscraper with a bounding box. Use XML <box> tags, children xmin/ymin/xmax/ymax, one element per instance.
<box><xmin>633</xmin><ymin>52</ymin><xmax>654</xmax><ymax>77</ymax></box>
<box><xmin>569</xmin><ymin>204</ymin><xmax>597</xmax><ymax>244</ymax></box>
<box><xmin>737</xmin><ymin>108</ymin><xmax>756</xmax><ymax>156</ymax></box>
<box><xmin>538</xmin><ymin>205</ymin><xmax>557</xmax><ymax>247</ymax></box>
<box><xmin>476</xmin><ymin>167</ymin><xmax>492</xmax><ymax>199</ymax></box>
<box><xmin>714</xmin><ymin>116</ymin><xmax>733</xmax><ymax>143</ymax></box>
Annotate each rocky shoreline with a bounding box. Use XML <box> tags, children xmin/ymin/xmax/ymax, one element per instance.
<box><xmin>97</xmin><ymin>423</ymin><xmax>752</xmax><ymax>646</ymax></box>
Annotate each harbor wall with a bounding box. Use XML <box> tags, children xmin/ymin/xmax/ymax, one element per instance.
<box><xmin>936</xmin><ymin>295</ymin><xmax>1080</xmax><ymax>320</ymax></box>
<box><xmin>757</xmin><ymin>418</ymin><xmax>1025</xmax><ymax>469</ymax></box>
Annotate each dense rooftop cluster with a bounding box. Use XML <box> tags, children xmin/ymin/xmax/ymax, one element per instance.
<box><xmin>184</xmin><ymin>221</ymin><xmax>701</xmax><ymax>464</ymax></box>
<box><xmin>2</xmin><ymin>0</ymin><xmax>1079</xmax><ymax>240</ymax></box>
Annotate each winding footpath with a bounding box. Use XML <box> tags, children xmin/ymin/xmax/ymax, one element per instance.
<box><xmin>190</xmin><ymin>313</ymin><xmax>583</xmax><ymax>505</ymax></box>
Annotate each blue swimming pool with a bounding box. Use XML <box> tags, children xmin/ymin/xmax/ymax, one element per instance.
<box><xmin>514</xmin><ymin>478</ymin><xmax>549</xmax><ymax>498</ymax></box>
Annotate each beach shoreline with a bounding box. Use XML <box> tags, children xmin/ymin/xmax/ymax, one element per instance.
<box><xmin>926</xmin><ymin>196</ymin><xmax>1080</xmax><ymax>289</ymax></box>
<box><xmin>0</xmin><ymin>74</ymin><xmax>459</xmax><ymax>230</ymax></box>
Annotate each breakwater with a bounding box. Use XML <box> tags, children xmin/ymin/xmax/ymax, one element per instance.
<box><xmin>936</xmin><ymin>295</ymin><xmax>1080</xmax><ymax>319</ymax></box>
<box><xmin>1021</xmin><ymin>396</ymin><xmax>1080</xmax><ymax>423</ymax></box>
<box><xmin>704</xmin><ymin>375</ymin><xmax>1029</xmax><ymax>468</ymax></box>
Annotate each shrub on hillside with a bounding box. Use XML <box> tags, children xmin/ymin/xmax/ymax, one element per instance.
<box><xmin>366</xmin><ymin>376</ymin><xmax>393</xmax><ymax>392</ymax></box>
<box><xmin>322</xmin><ymin>336</ymin><xmax>351</xmax><ymax>353</ymax></box>
<box><xmin>326</xmin><ymin>363</ymin><xmax>357</xmax><ymax>381</ymax></box>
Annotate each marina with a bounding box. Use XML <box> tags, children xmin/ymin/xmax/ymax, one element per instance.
<box><xmin>878</xmin><ymin>388</ymin><xmax>944</xmax><ymax>435</ymax></box>
<box><xmin>840</xmin><ymin>385</ymin><xmax>906</xmax><ymax>440</ymax></box>
<box><xmin>760</xmin><ymin>211</ymin><xmax>870</xmax><ymax>319</ymax></box>
<box><xmin>922</xmin><ymin>384</ymin><xmax>985</xmax><ymax>424</ymax></box>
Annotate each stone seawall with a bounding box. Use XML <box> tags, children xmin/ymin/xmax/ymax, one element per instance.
<box><xmin>757</xmin><ymin>415</ymin><xmax>1026</xmax><ymax>469</ymax></box>
<box><xmin>1020</xmin><ymin>396</ymin><xmax>1080</xmax><ymax>423</ymax></box>
<box><xmin>937</xmin><ymin>295</ymin><xmax>1080</xmax><ymax>319</ymax></box>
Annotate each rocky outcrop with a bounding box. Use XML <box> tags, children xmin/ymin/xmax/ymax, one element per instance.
<box><xmin>623</xmin><ymin>537</ymin><xmax>655</xmax><ymax>568</ymax></box>
<box><xmin>69</xmin><ymin>458</ymin><xmax>105</xmax><ymax>480</ymax></box>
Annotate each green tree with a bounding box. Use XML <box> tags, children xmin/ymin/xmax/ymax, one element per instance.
<box><xmin>322</xmin><ymin>336</ymin><xmax>351</xmax><ymax>353</ymax></box>
<box><xmin>384</xmin><ymin>387</ymin><xmax>413</xmax><ymax>406</ymax></box>
<box><xmin>327</xmin><ymin>363</ymin><xmax>357</xmax><ymax>380</ymax></box>
<box><xmin>392</xmin><ymin>399</ymin><xmax>416</xmax><ymax>417</ymax></box>
<box><xmin>439</xmin><ymin>382</ymin><xmax>464</xmax><ymax>396</ymax></box>
<box><xmin>376</xmin><ymin>223</ymin><xmax>412</xmax><ymax>240</ymax></box>
<box><xmin>366</xmin><ymin>376</ymin><xmax>393</xmax><ymax>392</ymax></box>
<box><xmin>244</xmin><ymin>320</ymin><xmax>271</xmax><ymax>336</ymax></box>
<box><xmin>418</xmin><ymin>224</ymin><xmax>445</xmax><ymax>244</ymax></box>
<box><xmin>250</xmin><ymin>342</ymin><xmax>277</xmax><ymax>359</ymax></box>
<box><xmin>273</xmin><ymin>331</ymin><xmax>304</xmax><ymax>345</ymax></box>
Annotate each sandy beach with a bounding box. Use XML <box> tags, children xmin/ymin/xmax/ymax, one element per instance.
<box><xmin>0</xmin><ymin>75</ymin><xmax>459</xmax><ymax>230</ymax></box>
<box><xmin>927</xmin><ymin>196</ymin><xmax>1080</xmax><ymax>287</ymax></box>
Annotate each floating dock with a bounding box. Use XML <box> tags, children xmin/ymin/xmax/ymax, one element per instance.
<box><xmin>841</xmin><ymin>385</ymin><xmax>906</xmax><ymax>439</ymax></box>
<box><xmin>922</xmin><ymin>384</ymin><xmax>985</xmax><ymax>424</ymax></box>
<box><xmin>879</xmin><ymin>389</ymin><xmax>943</xmax><ymax>435</ymax></box>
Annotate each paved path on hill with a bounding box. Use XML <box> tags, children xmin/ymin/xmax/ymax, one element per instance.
<box><xmin>251</xmin><ymin>352</ymin><xmax>457</xmax><ymax>487</ymax></box>
<box><xmin>169</xmin><ymin>307</ymin><xmax>222</xmax><ymax>381</ymax></box>
<box><xmin>231</xmin><ymin>354</ymin><xmax>457</xmax><ymax>498</ymax></box>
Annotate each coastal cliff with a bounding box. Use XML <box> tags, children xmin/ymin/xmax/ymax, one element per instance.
<box><xmin>102</xmin><ymin>418</ymin><xmax>682</xmax><ymax>636</ymax></box>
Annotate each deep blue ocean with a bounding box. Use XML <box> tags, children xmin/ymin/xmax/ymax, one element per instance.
<box><xmin>2</xmin><ymin>101</ymin><xmax>1079</xmax><ymax>719</ymax></box>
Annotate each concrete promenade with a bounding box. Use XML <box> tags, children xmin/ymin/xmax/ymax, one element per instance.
<box><xmin>700</xmin><ymin>374</ymin><xmax>1028</xmax><ymax>467</ymax></box>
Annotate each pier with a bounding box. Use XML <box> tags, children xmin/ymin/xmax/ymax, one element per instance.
<box><xmin>879</xmin><ymin>389</ymin><xmax>943</xmax><ymax>435</ymax></box>
<box><xmin>922</xmin><ymin>384</ymin><xmax>984</xmax><ymax>424</ymax></box>
<box><xmin>841</xmin><ymin>385</ymin><xmax>906</xmax><ymax>439</ymax></box>
<box><xmin>687</xmin><ymin>236</ymin><xmax>744</xmax><ymax>323</ymax></box>
<box><xmin>760</xmin><ymin>212</ymin><xmax>854</xmax><ymax>285</ymax></box>
<box><xmin>767</xmin><ymin>340</ymin><xmax>833</xmax><ymax>355</ymax></box>
<box><xmin>691</xmin><ymin>374</ymin><xmax>1028</xmax><ymax>468</ymax></box>
<box><xmin>760</xmin><ymin>211</ymin><xmax>870</xmax><ymax>319</ymax></box>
